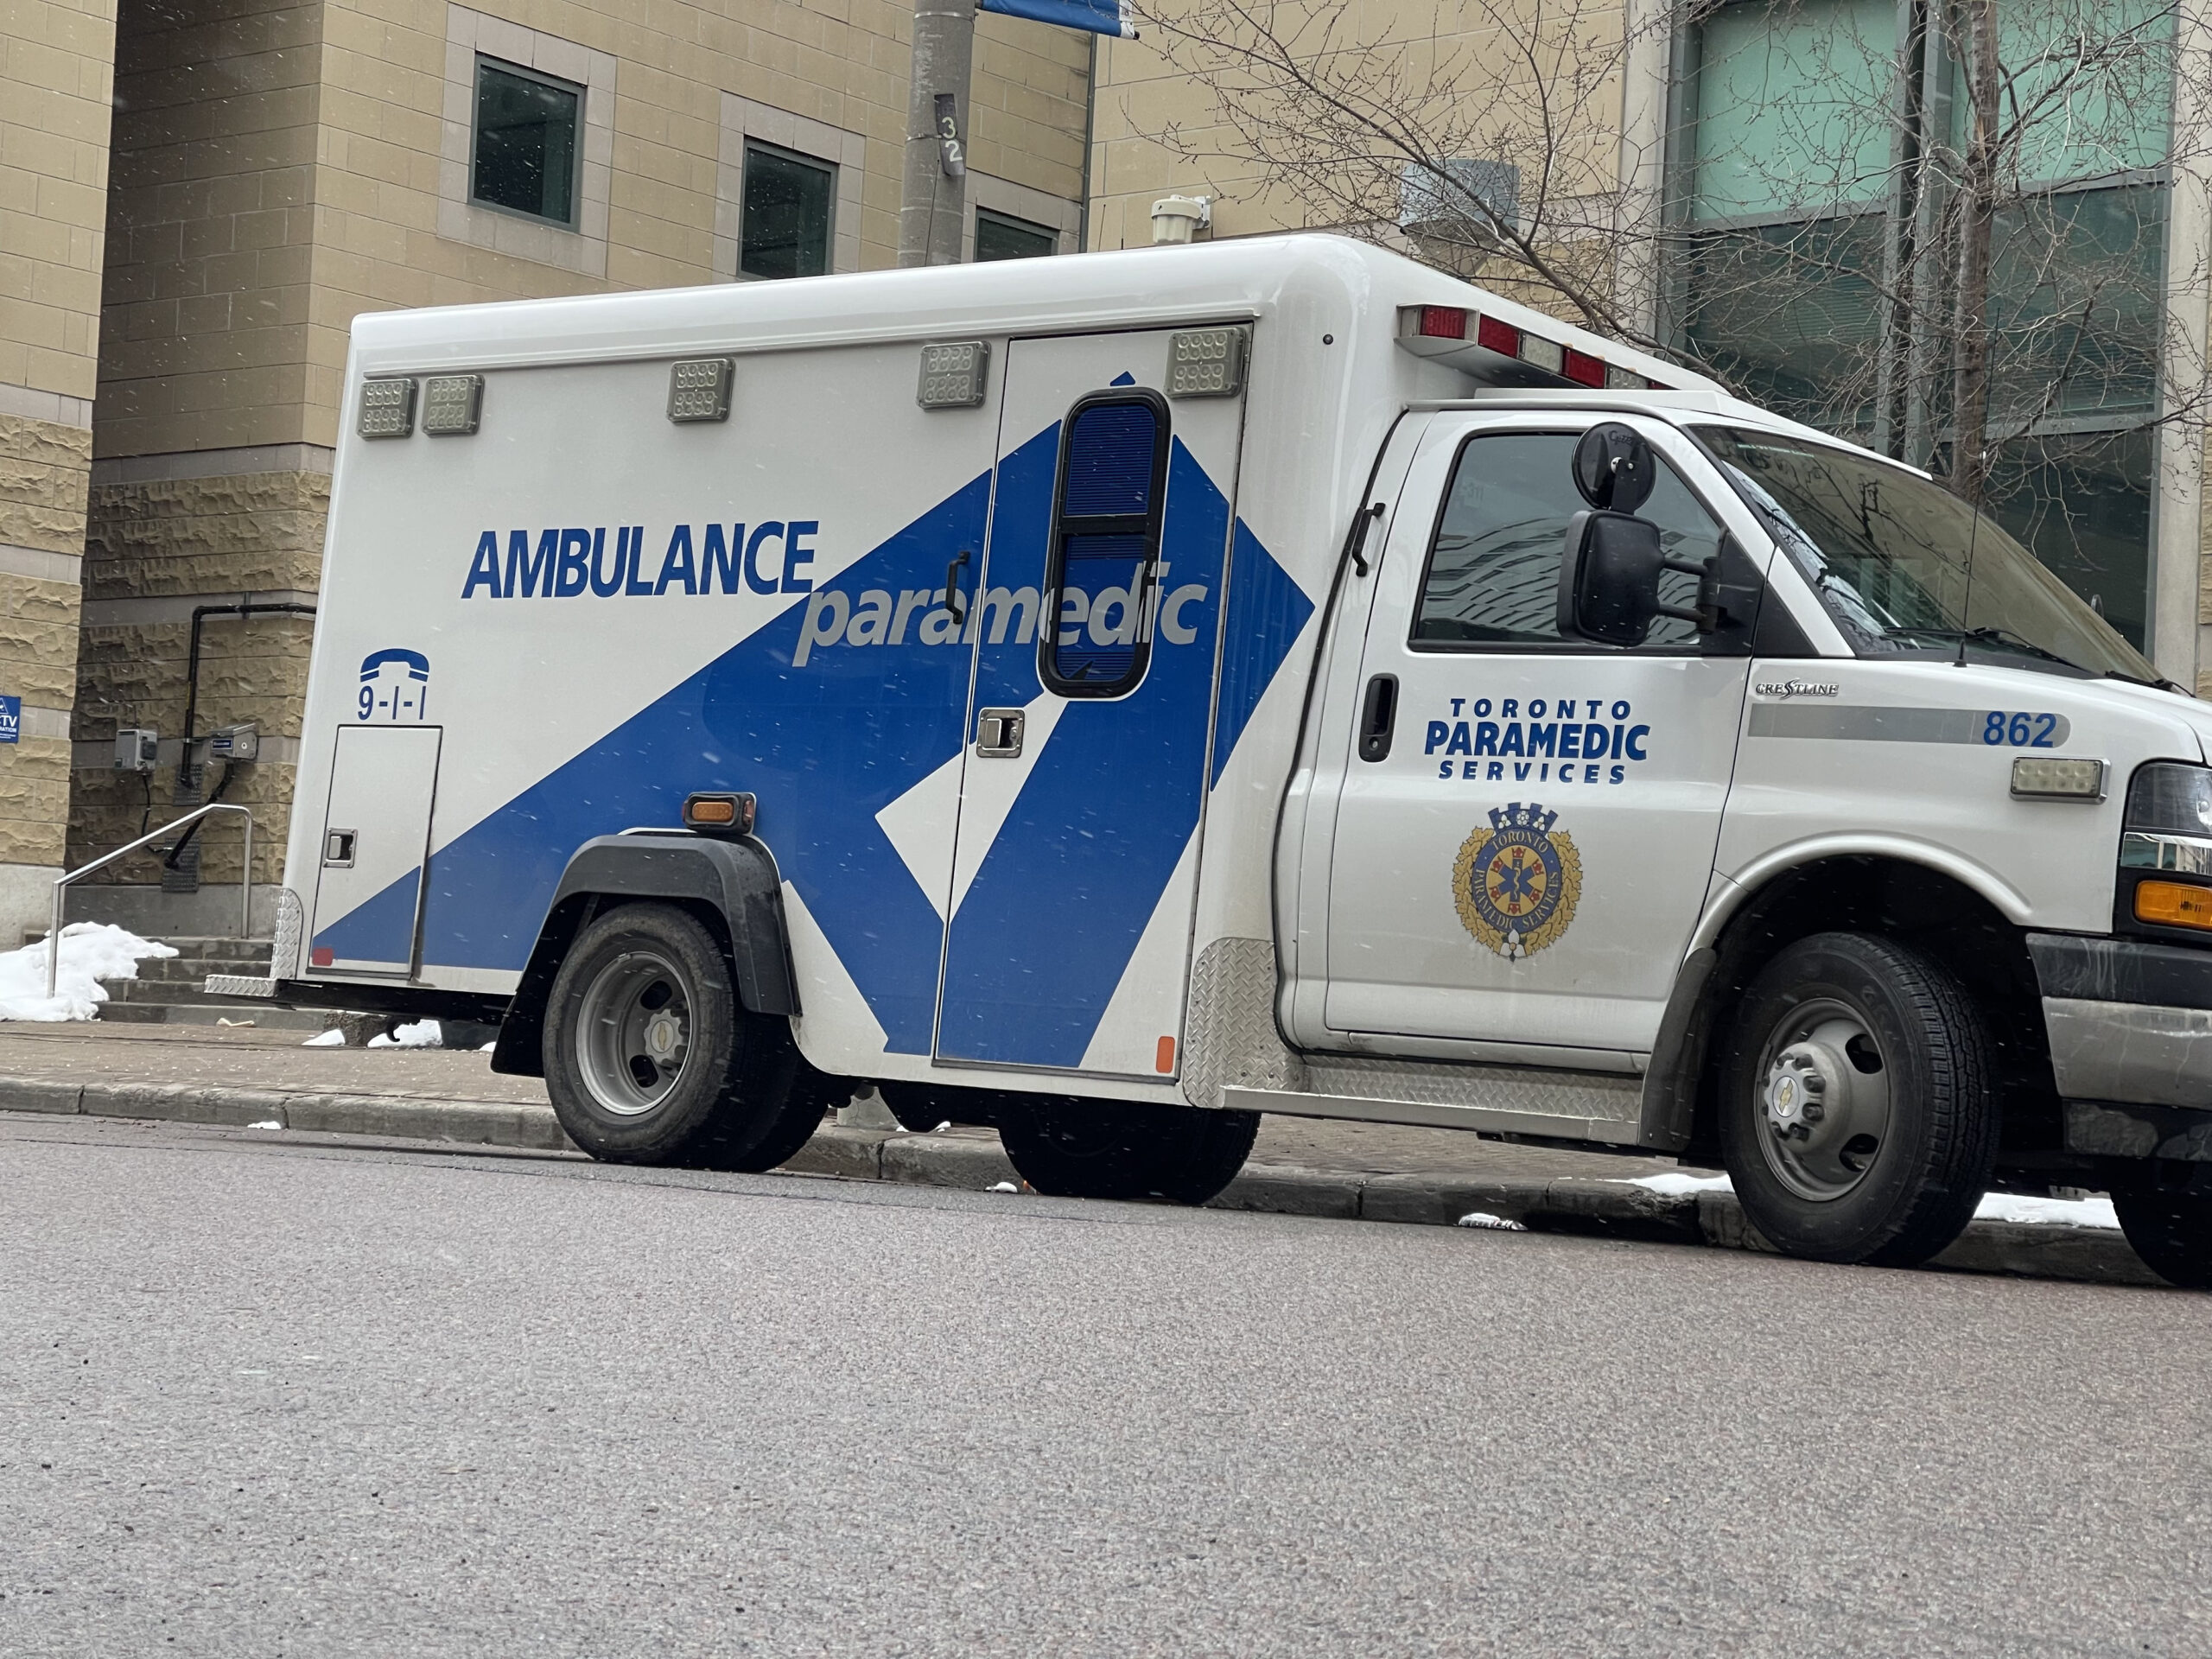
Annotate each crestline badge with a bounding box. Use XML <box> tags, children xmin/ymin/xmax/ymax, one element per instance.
<box><xmin>1453</xmin><ymin>802</ymin><xmax>1583</xmax><ymax>961</ymax></box>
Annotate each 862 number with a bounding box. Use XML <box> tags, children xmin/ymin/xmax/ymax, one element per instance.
<box><xmin>1983</xmin><ymin>710</ymin><xmax>2058</xmax><ymax>747</ymax></box>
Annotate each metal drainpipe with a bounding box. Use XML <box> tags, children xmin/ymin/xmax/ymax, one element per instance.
<box><xmin>162</xmin><ymin>601</ymin><xmax>319</xmax><ymax>893</ymax></box>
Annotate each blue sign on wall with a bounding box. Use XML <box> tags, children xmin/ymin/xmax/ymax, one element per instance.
<box><xmin>977</xmin><ymin>0</ymin><xmax>1134</xmax><ymax>36</ymax></box>
<box><xmin>0</xmin><ymin>696</ymin><xmax>21</xmax><ymax>745</ymax></box>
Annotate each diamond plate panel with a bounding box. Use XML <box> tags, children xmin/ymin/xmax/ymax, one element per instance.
<box><xmin>1305</xmin><ymin>1055</ymin><xmax>1640</xmax><ymax>1122</ymax></box>
<box><xmin>1183</xmin><ymin>937</ymin><xmax>1306</xmax><ymax>1108</ymax></box>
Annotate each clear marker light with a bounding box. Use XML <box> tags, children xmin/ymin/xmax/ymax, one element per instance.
<box><xmin>357</xmin><ymin>378</ymin><xmax>416</xmax><ymax>439</ymax></box>
<box><xmin>2012</xmin><ymin>756</ymin><xmax>2105</xmax><ymax>799</ymax></box>
<box><xmin>667</xmin><ymin>359</ymin><xmax>734</xmax><ymax>423</ymax></box>
<box><xmin>1166</xmin><ymin>328</ymin><xmax>1247</xmax><ymax>397</ymax></box>
<box><xmin>421</xmin><ymin>374</ymin><xmax>483</xmax><ymax>435</ymax></box>
<box><xmin>917</xmin><ymin>341</ymin><xmax>989</xmax><ymax>409</ymax></box>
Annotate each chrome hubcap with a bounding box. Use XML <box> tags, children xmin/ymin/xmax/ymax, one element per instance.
<box><xmin>1754</xmin><ymin>998</ymin><xmax>1891</xmax><ymax>1201</ymax></box>
<box><xmin>575</xmin><ymin>949</ymin><xmax>693</xmax><ymax>1116</ymax></box>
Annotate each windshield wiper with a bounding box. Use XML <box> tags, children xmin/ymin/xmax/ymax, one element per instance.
<box><xmin>1888</xmin><ymin>626</ymin><xmax>2086</xmax><ymax>672</ymax></box>
<box><xmin>2105</xmin><ymin>668</ymin><xmax>2191</xmax><ymax>695</ymax></box>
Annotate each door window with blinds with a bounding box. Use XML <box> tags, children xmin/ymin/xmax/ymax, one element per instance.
<box><xmin>1413</xmin><ymin>429</ymin><xmax>1722</xmax><ymax>651</ymax></box>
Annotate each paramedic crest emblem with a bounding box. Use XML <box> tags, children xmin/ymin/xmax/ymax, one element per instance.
<box><xmin>1452</xmin><ymin>802</ymin><xmax>1582</xmax><ymax>961</ymax></box>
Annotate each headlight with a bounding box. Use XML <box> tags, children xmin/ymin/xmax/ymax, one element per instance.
<box><xmin>2125</xmin><ymin>763</ymin><xmax>2212</xmax><ymax>836</ymax></box>
<box><xmin>2122</xmin><ymin>764</ymin><xmax>2212</xmax><ymax>931</ymax></box>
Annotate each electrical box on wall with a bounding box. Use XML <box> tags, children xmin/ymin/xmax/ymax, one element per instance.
<box><xmin>210</xmin><ymin>722</ymin><xmax>260</xmax><ymax>762</ymax></box>
<box><xmin>114</xmin><ymin>728</ymin><xmax>158</xmax><ymax>772</ymax></box>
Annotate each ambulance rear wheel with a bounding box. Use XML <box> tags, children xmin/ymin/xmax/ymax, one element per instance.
<box><xmin>543</xmin><ymin>901</ymin><xmax>783</xmax><ymax>1167</ymax></box>
<box><xmin>2111</xmin><ymin>1179</ymin><xmax>2212</xmax><ymax>1289</ymax></box>
<box><xmin>1718</xmin><ymin>931</ymin><xmax>1997</xmax><ymax>1268</ymax></box>
<box><xmin>998</xmin><ymin>1099</ymin><xmax>1258</xmax><ymax>1205</ymax></box>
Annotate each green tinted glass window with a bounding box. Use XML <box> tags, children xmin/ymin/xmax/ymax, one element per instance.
<box><xmin>741</xmin><ymin>144</ymin><xmax>834</xmax><ymax>280</ymax></box>
<box><xmin>472</xmin><ymin>60</ymin><xmax>580</xmax><ymax>226</ymax></box>
<box><xmin>1689</xmin><ymin>0</ymin><xmax>1896</xmax><ymax>222</ymax></box>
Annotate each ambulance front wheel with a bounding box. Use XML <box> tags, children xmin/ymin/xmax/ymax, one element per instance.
<box><xmin>1717</xmin><ymin>931</ymin><xmax>1998</xmax><ymax>1268</ymax></box>
<box><xmin>2111</xmin><ymin>1177</ymin><xmax>2212</xmax><ymax>1288</ymax></box>
<box><xmin>997</xmin><ymin>1099</ymin><xmax>1259</xmax><ymax>1205</ymax></box>
<box><xmin>543</xmin><ymin>900</ymin><xmax>802</xmax><ymax>1168</ymax></box>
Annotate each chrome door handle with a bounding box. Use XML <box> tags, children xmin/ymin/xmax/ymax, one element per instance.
<box><xmin>976</xmin><ymin>709</ymin><xmax>1024</xmax><ymax>758</ymax></box>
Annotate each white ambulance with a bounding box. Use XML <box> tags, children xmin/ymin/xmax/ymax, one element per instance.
<box><xmin>214</xmin><ymin>235</ymin><xmax>2212</xmax><ymax>1283</ymax></box>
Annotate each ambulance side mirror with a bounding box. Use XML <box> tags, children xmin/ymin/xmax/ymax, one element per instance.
<box><xmin>1557</xmin><ymin>510</ymin><xmax>1667</xmax><ymax>647</ymax></box>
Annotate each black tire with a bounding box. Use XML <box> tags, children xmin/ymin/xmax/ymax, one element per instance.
<box><xmin>543</xmin><ymin>901</ymin><xmax>787</xmax><ymax>1167</ymax></box>
<box><xmin>1718</xmin><ymin>931</ymin><xmax>1997</xmax><ymax>1268</ymax></box>
<box><xmin>876</xmin><ymin>1081</ymin><xmax>958</xmax><ymax>1133</ymax></box>
<box><xmin>725</xmin><ymin>1046</ymin><xmax>847</xmax><ymax>1173</ymax></box>
<box><xmin>998</xmin><ymin>1098</ymin><xmax>1259</xmax><ymax>1205</ymax></box>
<box><xmin>2112</xmin><ymin>1183</ymin><xmax>2212</xmax><ymax>1289</ymax></box>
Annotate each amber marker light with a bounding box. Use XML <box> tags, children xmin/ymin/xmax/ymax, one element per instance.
<box><xmin>2135</xmin><ymin>880</ymin><xmax>2212</xmax><ymax>931</ymax></box>
<box><xmin>682</xmin><ymin>791</ymin><xmax>755</xmax><ymax>836</ymax></box>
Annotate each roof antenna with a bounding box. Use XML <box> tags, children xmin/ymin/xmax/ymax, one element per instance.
<box><xmin>1953</xmin><ymin>448</ymin><xmax>1984</xmax><ymax>669</ymax></box>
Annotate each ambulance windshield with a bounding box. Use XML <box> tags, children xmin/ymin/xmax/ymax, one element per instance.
<box><xmin>1694</xmin><ymin>426</ymin><xmax>2167</xmax><ymax>688</ymax></box>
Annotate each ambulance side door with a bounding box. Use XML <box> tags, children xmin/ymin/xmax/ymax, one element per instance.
<box><xmin>1319</xmin><ymin>412</ymin><xmax>1754</xmax><ymax>1058</ymax></box>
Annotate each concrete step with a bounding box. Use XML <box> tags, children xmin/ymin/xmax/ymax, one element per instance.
<box><xmin>92</xmin><ymin>1001</ymin><xmax>334</xmax><ymax>1032</ymax></box>
<box><xmin>130</xmin><ymin>958</ymin><xmax>273</xmax><ymax>985</ymax></box>
<box><xmin>105</xmin><ymin>980</ymin><xmax>276</xmax><ymax>1008</ymax></box>
<box><xmin>156</xmin><ymin>1004</ymin><xmax>334</xmax><ymax>1032</ymax></box>
<box><xmin>145</xmin><ymin>937</ymin><xmax>275</xmax><ymax>963</ymax></box>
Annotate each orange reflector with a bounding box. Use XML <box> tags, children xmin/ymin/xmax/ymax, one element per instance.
<box><xmin>1155</xmin><ymin>1035</ymin><xmax>1177</xmax><ymax>1074</ymax></box>
<box><xmin>2136</xmin><ymin>880</ymin><xmax>2212</xmax><ymax>931</ymax></box>
<box><xmin>682</xmin><ymin>791</ymin><xmax>755</xmax><ymax>834</ymax></box>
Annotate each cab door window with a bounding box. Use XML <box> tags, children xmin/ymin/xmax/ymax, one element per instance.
<box><xmin>1414</xmin><ymin>430</ymin><xmax>1721</xmax><ymax>649</ymax></box>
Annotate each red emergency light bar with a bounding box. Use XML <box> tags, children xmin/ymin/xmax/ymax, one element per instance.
<box><xmin>1404</xmin><ymin>304</ymin><xmax>1660</xmax><ymax>391</ymax></box>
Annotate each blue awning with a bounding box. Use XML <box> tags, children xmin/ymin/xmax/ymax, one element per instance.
<box><xmin>977</xmin><ymin>0</ymin><xmax>1135</xmax><ymax>39</ymax></box>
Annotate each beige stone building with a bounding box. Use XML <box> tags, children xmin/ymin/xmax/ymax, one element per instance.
<box><xmin>1</xmin><ymin>0</ymin><xmax>1091</xmax><ymax>939</ymax></box>
<box><xmin>0</xmin><ymin>0</ymin><xmax>111</xmax><ymax>938</ymax></box>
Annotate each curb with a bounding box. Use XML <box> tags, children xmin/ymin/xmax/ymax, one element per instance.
<box><xmin>0</xmin><ymin>1075</ymin><xmax>2165</xmax><ymax>1287</ymax></box>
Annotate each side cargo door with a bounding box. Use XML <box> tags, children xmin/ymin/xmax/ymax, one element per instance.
<box><xmin>308</xmin><ymin>722</ymin><xmax>442</xmax><ymax>976</ymax></box>
<box><xmin>1320</xmin><ymin>413</ymin><xmax>1756</xmax><ymax>1057</ymax></box>
<box><xmin>932</xmin><ymin>327</ymin><xmax>1248</xmax><ymax>1075</ymax></box>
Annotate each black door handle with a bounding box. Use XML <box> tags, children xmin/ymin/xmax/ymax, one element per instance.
<box><xmin>942</xmin><ymin>551</ymin><xmax>970</xmax><ymax>624</ymax></box>
<box><xmin>1357</xmin><ymin>673</ymin><xmax>1397</xmax><ymax>762</ymax></box>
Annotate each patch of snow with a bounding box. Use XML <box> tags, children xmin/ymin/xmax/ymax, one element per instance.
<box><xmin>984</xmin><ymin>1181</ymin><xmax>1018</xmax><ymax>1193</ymax></box>
<box><xmin>1615</xmin><ymin>1171</ymin><xmax>2118</xmax><ymax>1230</ymax></box>
<box><xmin>1975</xmin><ymin>1192</ymin><xmax>2121</xmax><ymax>1230</ymax></box>
<box><xmin>367</xmin><ymin>1020</ymin><xmax>443</xmax><ymax>1049</ymax></box>
<box><xmin>0</xmin><ymin>923</ymin><xmax>176</xmax><ymax>1022</ymax></box>
<box><xmin>1456</xmin><ymin>1211</ymin><xmax>1528</xmax><ymax>1231</ymax></box>
<box><xmin>480</xmin><ymin>1041</ymin><xmax>497</xmax><ymax>1052</ymax></box>
<box><xmin>245</xmin><ymin>1120</ymin><xmax>283</xmax><ymax>1130</ymax></box>
<box><xmin>932</xmin><ymin>1121</ymin><xmax>951</xmax><ymax>1133</ymax></box>
<box><xmin>302</xmin><ymin>1028</ymin><xmax>346</xmax><ymax>1046</ymax></box>
<box><xmin>1623</xmin><ymin>1172</ymin><xmax>1734</xmax><ymax>1196</ymax></box>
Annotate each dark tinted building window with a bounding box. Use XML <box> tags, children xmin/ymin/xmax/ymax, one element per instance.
<box><xmin>472</xmin><ymin>60</ymin><xmax>580</xmax><ymax>226</ymax></box>
<box><xmin>976</xmin><ymin>209</ymin><xmax>1056</xmax><ymax>261</ymax></box>
<box><xmin>741</xmin><ymin>143</ymin><xmax>834</xmax><ymax>279</ymax></box>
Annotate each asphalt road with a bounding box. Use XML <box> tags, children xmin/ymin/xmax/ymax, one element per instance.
<box><xmin>3</xmin><ymin>1114</ymin><xmax>2208</xmax><ymax>1657</ymax></box>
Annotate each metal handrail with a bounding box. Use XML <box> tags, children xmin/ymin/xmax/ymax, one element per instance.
<box><xmin>48</xmin><ymin>804</ymin><xmax>253</xmax><ymax>998</ymax></box>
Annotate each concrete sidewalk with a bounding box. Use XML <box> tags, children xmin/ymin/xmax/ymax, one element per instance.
<box><xmin>0</xmin><ymin>1020</ymin><xmax>2166</xmax><ymax>1287</ymax></box>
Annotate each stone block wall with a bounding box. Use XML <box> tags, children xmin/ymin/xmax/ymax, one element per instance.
<box><xmin>71</xmin><ymin>459</ymin><xmax>325</xmax><ymax>890</ymax></box>
<box><xmin>96</xmin><ymin>0</ymin><xmax>323</xmax><ymax>459</ymax></box>
<box><xmin>2</xmin><ymin>0</ymin><xmax>116</xmax><ymax>400</ymax></box>
<box><xmin>3</xmin><ymin>0</ymin><xmax>113</xmax><ymax>932</ymax></box>
<box><xmin>0</xmin><ymin>419</ymin><xmax>91</xmax><ymax>880</ymax></box>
